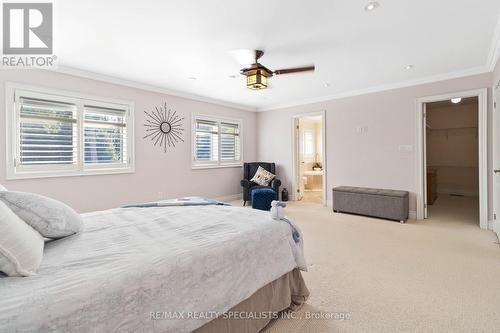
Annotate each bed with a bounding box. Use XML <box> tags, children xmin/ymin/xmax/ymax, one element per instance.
<box><xmin>0</xmin><ymin>203</ymin><xmax>308</xmax><ymax>332</ymax></box>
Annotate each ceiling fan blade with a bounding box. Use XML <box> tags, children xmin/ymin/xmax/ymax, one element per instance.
<box><xmin>273</xmin><ymin>66</ymin><xmax>315</xmax><ymax>75</ymax></box>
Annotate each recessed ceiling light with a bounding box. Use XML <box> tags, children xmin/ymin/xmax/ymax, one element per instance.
<box><xmin>188</xmin><ymin>77</ymin><xmax>197</xmax><ymax>80</ymax></box>
<box><xmin>451</xmin><ymin>98</ymin><xmax>462</xmax><ymax>104</ymax></box>
<box><xmin>404</xmin><ymin>65</ymin><xmax>414</xmax><ymax>70</ymax></box>
<box><xmin>364</xmin><ymin>1</ymin><xmax>380</xmax><ymax>11</ymax></box>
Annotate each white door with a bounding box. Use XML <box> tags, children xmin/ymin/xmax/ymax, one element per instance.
<box><xmin>294</xmin><ymin>118</ymin><xmax>303</xmax><ymax>200</ymax></box>
<box><xmin>423</xmin><ymin>103</ymin><xmax>428</xmax><ymax>219</ymax></box>
<box><xmin>494</xmin><ymin>84</ymin><xmax>500</xmax><ymax>235</ymax></box>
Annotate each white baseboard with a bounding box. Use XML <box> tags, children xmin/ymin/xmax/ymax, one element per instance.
<box><xmin>489</xmin><ymin>220</ymin><xmax>500</xmax><ymax>240</ymax></box>
<box><xmin>215</xmin><ymin>193</ymin><xmax>242</xmax><ymax>202</ymax></box>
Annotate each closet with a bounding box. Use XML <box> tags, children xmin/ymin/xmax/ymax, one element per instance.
<box><xmin>425</xmin><ymin>97</ymin><xmax>479</xmax><ymax>203</ymax></box>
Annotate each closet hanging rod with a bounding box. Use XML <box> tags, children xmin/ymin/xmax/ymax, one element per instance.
<box><xmin>428</xmin><ymin>126</ymin><xmax>477</xmax><ymax>131</ymax></box>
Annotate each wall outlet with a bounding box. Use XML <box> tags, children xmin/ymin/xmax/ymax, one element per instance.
<box><xmin>398</xmin><ymin>145</ymin><xmax>413</xmax><ymax>152</ymax></box>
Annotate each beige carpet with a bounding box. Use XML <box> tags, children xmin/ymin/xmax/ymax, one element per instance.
<box><xmin>301</xmin><ymin>190</ymin><xmax>323</xmax><ymax>204</ymax></box>
<box><xmin>233</xmin><ymin>196</ymin><xmax>500</xmax><ymax>332</ymax></box>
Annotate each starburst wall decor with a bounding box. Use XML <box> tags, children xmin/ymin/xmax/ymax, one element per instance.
<box><xmin>143</xmin><ymin>103</ymin><xmax>184</xmax><ymax>152</ymax></box>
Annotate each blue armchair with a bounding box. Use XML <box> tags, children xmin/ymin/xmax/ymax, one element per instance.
<box><xmin>240</xmin><ymin>162</ymin><xmax>281</xmax><ymax>206</ymax></box>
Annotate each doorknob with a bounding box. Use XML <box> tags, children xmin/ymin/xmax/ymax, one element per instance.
<box><xmin>495</xmin><ymin>169</ymin><xmax>500</xmax><ymax>174</ymax></box>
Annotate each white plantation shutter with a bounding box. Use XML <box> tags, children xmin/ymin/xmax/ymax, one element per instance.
<box><xmin>302</xmin><ymin>129</ymin><xmax>314</xmax><ymax>159</ymax></box>
<box><xmin>18</xmin><ymin>97</ymin><xmax>78</xmax><ymax>168</ymax></box>
<box><xmin>84</xmin><ymin>105</ymin><xmax>128</xmax><ymax>165</ymax></box>
<box><xmin>220</xmin><ymin>122</ymin><xmax>240</xmax><ymax>161</ymax></box>
<box><xmin>9</xmin><ymin>87</ymin><xmax>134</xmax><ymax>179</ymax></box>
<box><xmin>194</xmin><ymin>119</ymin><xmax>219</xmax><ymax>162</ymax></box>
<box><xmin>193</xmin><ymin>116</ymin><xmax>242</xmax><ymax>167</ymax></box>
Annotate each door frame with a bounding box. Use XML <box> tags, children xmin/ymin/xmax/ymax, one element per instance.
<box><xmin>415</xmin><ymin>88</ymin><xmax>488</xmax><ymax>229</ymax></box>
<box><xmin>291</xmin><ymin>110</ymin><xmax>327</xmax><ymax>206</ymax></box>
<box><xmin>493</xmin><ymin>81</ymin><xmax>500</xmax><ymax>236</ymax></box>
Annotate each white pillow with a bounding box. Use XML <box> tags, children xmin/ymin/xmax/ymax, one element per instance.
<box><xmin>250</xmin><ymin>166</ymin><xmax>276</xmax><ymax>186</ymax></box>
<box><xmin>0</xmin><ymin>201</ymin><xmax>44</xmax><ymax>277</ymax></box>
<box><xmin>0</xmin><ymin>191</ymin><xmax>83</xmax><ymax>239</ymax></box>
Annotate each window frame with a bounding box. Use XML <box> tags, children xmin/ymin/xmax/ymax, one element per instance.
<box><xmin>5</xmin><ymin>82</ymin><xmax>135</xmax><ymax>180</ymax></box>
<box><xmin>301</xmin><ymin>128</ymin><xmax>315</xmax><ymax>162</ymax></box>
<box><xmin>191</xmin><ymin>113</ymin><xmax>243</xmax><ymax>169</ymax></box>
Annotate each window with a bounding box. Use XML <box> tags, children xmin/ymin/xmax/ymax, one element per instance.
<box><xmin>302</xmin><ymin>129</ymin><xmax>314</xmax><ymax>161</ymax></box>
<box><xmin>18</xmin><ymin>98</ymin><xmax>78</xmax><ymax>168</ymax></box>
<box><xmin>193</xmin><ymin>115</ymin><xmax>242</xmax><ymax>168</ymax></box>
<box><xmin>83</xmin><ymin>105</ymin><xmax>129</xmax><ymax>166</ymax></box>
<box><xmin>6</xmin><ymin>84</ymin><xmax>134</xmax><ymax>179</ymax></box>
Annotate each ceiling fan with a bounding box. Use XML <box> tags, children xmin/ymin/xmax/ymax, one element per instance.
<box><xmin>238</xmin><ymin>50</ymin><xmax>315</xmax><ymax>90</ymax></box>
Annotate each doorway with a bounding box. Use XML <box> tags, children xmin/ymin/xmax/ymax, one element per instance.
<box><xmin>494</xmin><ymin>81</ymin><xmax>500</xmax><ymax>237</ymax></box>
<box><xmin>426</xmin><ymin>97</ymin><xmax>479</xmax><ymax>225</ymax></box>
<box><xmin>292</xmin><ymin>111</ymin><xmax>326</xmax><ymax>205</ymax></box>
<box><xmin>416</xmin><ymin>89</ymin><xmax>488</xmax><ymax>229</ymax></box>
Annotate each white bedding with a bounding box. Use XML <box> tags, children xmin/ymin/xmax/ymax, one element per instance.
<box><xmin>0</xmin><ymin>205</ymin><xmax>305</xmax><ymax>333</ymax></box>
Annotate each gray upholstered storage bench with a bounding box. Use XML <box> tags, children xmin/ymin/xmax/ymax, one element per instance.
<box><xmin>332</xmin><ymin>186</ymin><xmax>409</xmax><ymax>223</ymax></box>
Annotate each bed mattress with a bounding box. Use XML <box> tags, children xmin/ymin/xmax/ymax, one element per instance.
<box><xmin>0</xmin><ymin>205</ymin><xmax>305</xmax><ymax>332</ymax></box>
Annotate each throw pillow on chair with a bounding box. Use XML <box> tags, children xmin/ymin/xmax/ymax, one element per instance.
<box><xmin>250</xmin><ymin>166</ymin><xmax>276</xmax><ymax>186</ymax></box>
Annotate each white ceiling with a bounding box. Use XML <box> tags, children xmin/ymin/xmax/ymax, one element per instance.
<box><xmin>54</xmin><ymin>0</ymin><xmax>500</xmax><ymax>111</ymax></box>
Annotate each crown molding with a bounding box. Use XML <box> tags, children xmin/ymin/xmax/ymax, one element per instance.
<box><xmin>49</xmin><ymin>64</ymin><xmax>490</xmax><ymax>114</ymax></box>
<box><xmin>487</xmin><ymin>15</ymin><xmax>500</xmax><ymax>71</ymax></box>
<box><xmin>44</xmin><ymin>66</ymin><xmax>258</xmax><ymax>112</ymax></box>
<box><xmin>257</xmin><ymin>66</ymin><xmax>490</xmax><ymax>111</ymax></box>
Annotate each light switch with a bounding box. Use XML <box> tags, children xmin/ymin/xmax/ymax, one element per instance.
<box><xmin>398</xmin><ymin>145</ymin><xmax>413</xmax><ymax>152</ymax></box>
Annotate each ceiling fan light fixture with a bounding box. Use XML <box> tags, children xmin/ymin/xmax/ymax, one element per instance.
<box><xmin>247</xmin><ymin>69</ymin><xmax>267</xmax><ymax>90</ymax></box>
<box><xmin>242</xmin><ymin>65</ymin><xmax>272</xmax><ymax>90</ymax></box>
<box><xmin>247</xmin><ymin>71</ymin><xmax>267</xmax><ymax>90</ymax></box>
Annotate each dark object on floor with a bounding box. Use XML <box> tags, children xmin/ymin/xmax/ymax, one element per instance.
<box><xmin>281</xmin><ymin>188</ymin><xmax>289</xmax><ymax>201</ymax></box>
<box><xmin>241</xmin><ymin>162</ymin><xmax>280</xmax><ymax>206</ymax></box>
<box><xmin>251</xmin><ymin>188</ymin><xmax>276</xmax><ymax>211</ymax></box>
<box><xmin>332</xmin><ymin>186</ymin><xmax>409</xmax><ymax>223</ymax></box>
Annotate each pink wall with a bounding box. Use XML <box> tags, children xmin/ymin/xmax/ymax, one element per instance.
<box><xmin>257</xmin><ymin>73</ymin><xmax>494</xmax><ymax>216</ymax></box>
<box><xmin>0</xmin><ymin>70</ymin><xmax>256</xmax><ymax>212</ymax></box>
